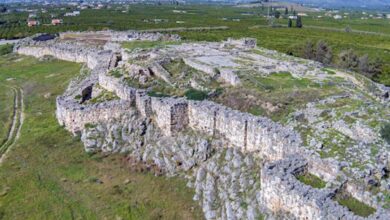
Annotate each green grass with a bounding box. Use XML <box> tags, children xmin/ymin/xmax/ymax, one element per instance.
<box><xmin>88</xmin><ymin>90</ymin><xmax>119</xmax><ymax>104</ymax></box>
<box><xmin>0</xmin><ymin>54</ymin><xmax>203</xmax><ymax>220</ymax></box>
<box><xmin>122</xmin><ymin>40</ymin><xmax>180</xmax><ymax>50</ymax></box>
<box><xmin>0</xmin><ymin>44</ymin><xmax>13</xmax><ymax>56</ymax></box>
<box><xmin>334</xmin><ymin>193</ymin><xmax>376</xmax><ymax>217</ymax></box>
<box><xmin>0</xmin><ymin>85</ymin><xmax>14</xmax><ymax>146</ymax></box>
<box><xmin>296</xmin><ymin>173</ymin><xmax>326</xmax><ymax>189</ymax></box>
<box><xmin>184</xmin><ymin>89</ymin><xmax>208</xmax><ymax>101</ymax></box>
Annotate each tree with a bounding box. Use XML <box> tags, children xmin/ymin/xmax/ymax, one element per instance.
<box><xmin>296</xmin><ymin>16</ymin><xmax>303</xmax><ymax>28</ymax></box>
<box><xmin>358</xmin><ymin>54</ymin><xmax>370</xmax><ymax>73</ymax></box>
<box><xmin>339</xmin><ymin>49</ymin><xmax>359</xmax><ymax>69</ymax></box>
<box><xmin>0</xmin><ymin>5</ymin><xmax>6</xmax><ymax>13</ymax></box>
<box><xmin>303</xmin><ymin>40</ymin><xmax>315</xmax><ymax>60</ymax></box>
<box><xmin>285</xmin><ymin>7</ymin><xmax>289</xmax><ymax>15</ymax></box>
<box><xmin>274</xmin><ymin>11</ymin><xmax>281</xmax><ymax>19</ymax></box>
<box><xmin>345</xmin><ymin>26</ymin><xmax>352</xmax><ymax>33</ymax></box>
<box><xmin>368</xmin><ymin>58</ymin><xmax>382</xmax><ymax>78</ymax></box>
<box><xmin>288</xmin><ymin>19</ymin><xmax>292</xmax><ymax>28</ymax></box>
<box><xmin>315</xmin><ymin>40</ymin><xmax>332</xmax><ymax>64</ymax></box>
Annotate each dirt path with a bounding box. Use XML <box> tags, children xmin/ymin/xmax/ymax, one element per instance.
<box><xmin>0</xmin><ymin>85</ymin><xmax>24</xmax><ymax>164</ymax></box>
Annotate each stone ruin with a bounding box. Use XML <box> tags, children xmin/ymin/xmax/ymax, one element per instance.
<box><xmin>15</xmin><ymin>32</ymin><xmax>390</xmax><ymax>220</ymax></box>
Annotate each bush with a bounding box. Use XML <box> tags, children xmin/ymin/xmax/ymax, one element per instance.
<box><xmin>0</xmin><ymin>44</ymin><xmax>13</xmax><ymax>56</ymax></box>
<box><xmin>184</xmin><ymin>89</ymin><xmax>208</xmax><ymax>101</ymax></box>
<box><xmin>339</xmin><ymin>49</ymin><xmax>359</xmax><ymax>70</ymax></box>
<box><xmin>380</xmin><ymin>123</ymin><xmax>390</xmax><ymax>144</ymax></box>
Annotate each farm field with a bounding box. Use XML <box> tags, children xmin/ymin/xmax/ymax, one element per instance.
<box><xmin>0</xmin><ymin>54</ymin><xmax>202</xmax><ymax>220</ymax></box>
<box><xmin>1</xmin><ymin>4</ymin><xmax>390</xmax><ymax>85</ymax></box>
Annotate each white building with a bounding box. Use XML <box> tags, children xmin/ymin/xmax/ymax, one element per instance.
<box><xmin>333</xmin><ymin>15</ymin><xmax>342</xmax><ymax>20</ymax></box>
<box><xmin>64</xmin><ymin>11</ymin><xmax>80</xmax><ymax>17</ymax></box>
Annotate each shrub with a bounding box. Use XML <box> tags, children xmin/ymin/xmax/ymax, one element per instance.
<box><xmin>339</xmin><ymin>49</ymin><xmax>359</xmax><ymax>70</ymax></box>
<box><xmin>380</xmin><ymin>123</ymin><xmax>390</xmax><ymax>144</ymax></box>
<box><xmin>0</xmin><ymin>44</ymin><xmax>13</xmax><ymax>56</ymax></box>
<box><xmin>184</xmin><ymin>89</ymin><xmax>208</xmax><ymax>101</ymax></box>
<box><xmin>315</xmin><ymin>40</ymin><xmax>332</xmax><ymax>65</ymax></box>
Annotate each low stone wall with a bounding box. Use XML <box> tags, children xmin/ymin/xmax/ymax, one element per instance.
<box><xmin>261</xmin><ymin>156</ymin><xmax>390</xmax><ymax>220</ymax></box>
<box><xmin>307</xmin><ymin>156</ymin><xmax>340</xmax><ymax>182</ymax></box>
<box><xmin>219</xmin><ymin>69</ymin><xmax>241</xmax><ymax>86</ymax></box>
<box><xmin>183</xmin><ymin>58</ymin><xmax>216</xmax><ymax>77</ymax></box>
<box><xmin>98</xmin><ymin>73</ymin><xmax>136</xmax><ymax>101</ymax></box>
<box><xmin>345</xmin><ymin>182</ymin><xmax>382</xmax><ymax>209</ymax></box>
<box><xmin>149</xmin><ymin>62</ymin><xmax>172</xmax><ymax>84</ymax></box>
<box><xmin>16</xmin><ymin>45</ymin><xmax>112</xmax><ymax>70</ymax></box>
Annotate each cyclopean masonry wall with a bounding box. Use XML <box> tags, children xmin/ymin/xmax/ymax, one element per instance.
<box><xmin>56</xmin><ymin>97</ymin><xmax>132</xmax><ymax>133</ymax></box>
<box><xmin>18</xmin><ymin>35</ymin><xmax>390</xmax><ymax>220</ymax></box>
<box><xmin>96</xmin><ymin>68</ymin><xmax>390</xmax><ymax>220</ymax></box>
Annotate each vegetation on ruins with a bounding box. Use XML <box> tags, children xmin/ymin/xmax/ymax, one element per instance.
<box><xmin>334</xmin><ymin>192</ymin><xmax>376</xmax><ymax>217</ymax></box>
<box><xmin>296</xmin><ymin>173</ymin><xmax>326</xmax><ymax>189</ymax></box>
<box><xmin>381</xmin><ymin>123</ymin><xmax>390</xmax><ymax>144</ymax></box>
<box><xmin>184</xmin><ymin>89</ymin><xmax>208</xmax><ymax>101</ymax></box>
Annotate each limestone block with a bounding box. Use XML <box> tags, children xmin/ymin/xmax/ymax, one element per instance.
<box><xmin>136</xmin><ymin>91</ymin><xmax>152</xmax><ymax>117</ymax></box>
<box><xmin>215</xmin><ymin>108</ymin><xmax>248</xmax><ymax>149</ymax></box>
<box><xmin>151</xmin><ymin>97</ymin><xmax>188</xmax><ymax>136</ymax></box>
<box><xmin>188</xmin><ymin>101</ymin><xmax>221</xmax><ymax>136</ymax></box>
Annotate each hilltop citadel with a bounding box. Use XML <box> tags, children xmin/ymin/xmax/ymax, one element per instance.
<box><xmin>14</xmin><ymin>31</ymin><xmax>390</xmax><ymax>220</ymax></box>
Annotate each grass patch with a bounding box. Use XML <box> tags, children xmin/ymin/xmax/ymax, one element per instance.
<box><xmin>0</xmin><ymin>85</ymin><xmax>14</xmax><ymax>146</ymax></box>
<box><xmin>122</xmin><ymin>40</ymin><xmax>180</xmax><ymax>50</ymax></box>
<box><xmin>0</xmin><ymin>54</ymin><xmax>202</xmax><ymax>219</ymax></box>
<box><xmin>334</xmin><ymin>192</ymin><xmax>376</xmax><ymax>217</ymax></box>
<box><xmin>109</xmin><ymin>69</ymin><xmax>123</xmax><ymax>78</ymax></box>
<box><xmin>296</xmin><ymin>173</ymin><xmax>326</xmax><ymax>189</ymax></box>
<box><xmin>0</xmin><ymin>44</ymin><xmax>13</xmax><ymax>56</ymax></box>
<box><xmin>87</xmin><ymin>90</ymin><xmax>119</xmax><ymax>104</ymax></box>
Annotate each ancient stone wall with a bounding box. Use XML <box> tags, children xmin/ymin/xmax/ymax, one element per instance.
<box><xmin>98</xmin><ymin>73</ymin><xmax>136</xmax><ymax>101</ymax></box>
<box><xmin>56</xmin><ymin>97</ymin><xmax>132</xmax><ymax>133</ymax></box>
<box><xmin>135</xmin><ymin>91</ymin><xmax>152</xmax><ymax>117</ymax></box>
<box><xmin>261</xmin><ymin>156</ymin><xmax>390</xmax><ymax>220</ymax></box>
<box><xmin>150</xmin><ymin>97</ymin><xmax>188</xmax><ymax>136</ymax></box>
<box><xmin>16</xmin><ymin>45</ymin><xmax>110</xmax><ymax>70</ymax></box>
<box><xmin>19</xmin><ymin>36</ymin><xmax>389</xmax><ymax>220</ymax></box>
<box><xmin>188</xmin><ymin>101</ymin><xmax>220</xmax><ymax>136</ymax></box>
<box><xmin>149</xmin><ymin>62</ymin><xmax>172</xmax><ymax>84</ymax></box>
<box><xmin>307</xmin><ymin>156</ymin><xmax>340</xmax><ymax>182</ymax></box>
<box><xmin>183</xmin><ymin>58</ymin><xmax>216</xmax><ymax>77</ymax></box>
